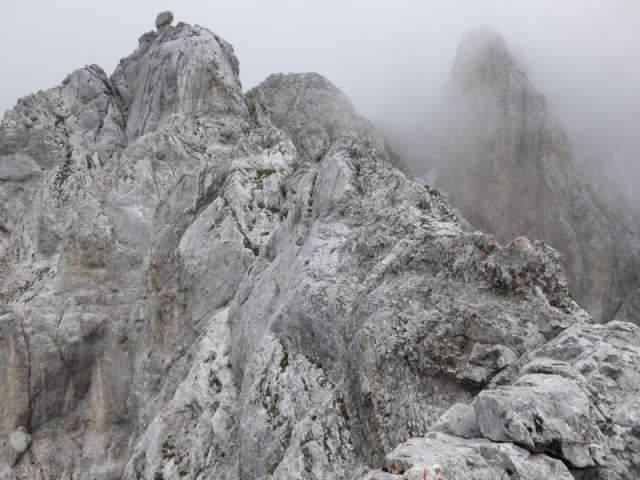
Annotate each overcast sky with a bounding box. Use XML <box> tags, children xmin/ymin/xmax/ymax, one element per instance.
<box><xmin>2</xmin><ymin>0</ymin><xmax>639</xmax><ymax>146</ymax></box>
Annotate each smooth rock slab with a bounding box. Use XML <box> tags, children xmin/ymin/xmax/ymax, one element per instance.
<box><xmin>474</xmin><ymin>373</ymin><xmax>604</xmax><ymax>468</ymax></box>
<box><xmin>362</xmin><ymin>432</ymin><xmax>572</xmax><ymax>480</ymax></box>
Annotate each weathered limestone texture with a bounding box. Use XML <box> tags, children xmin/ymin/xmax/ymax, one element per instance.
<box><xmin>1</xmin><ymin>14</ymin><xmax>639</xmax><ymax>480</ymax></box>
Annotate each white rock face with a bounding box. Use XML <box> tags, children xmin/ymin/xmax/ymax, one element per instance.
<box><xmin>111</xmin><ymin>21</ymin><xmax>248</xmax><ymax>139</ymax></box>
<box><xmin>364</xmin><ymin>432</ymin><xmax>574</xmax><ymax>480</ymax></box>
<box><xmin>0</xmin><ymin>14</ymin><xmax>639</xmax><ymax>480</ymax></box>
<box><xmin>475</xmin><ymin>374</ymin><xmax>601</xmax><ymax>468</ymax></box>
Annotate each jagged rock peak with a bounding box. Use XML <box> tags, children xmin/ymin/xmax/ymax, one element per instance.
<box><xmin>155</xmin><ymin>10</ymin><xmax>174</xmax><ymax>29</ymax></box>
<box><xmin>451</xmin><ymin>25</ymin><xmax>527</xmax><ymax>94</ymax></box>
<box><xmin>249</xmin><ymin>72</ymin><xmax>382</xmax><ymax>161</ymax></box>
<box><xmin>435</xmin><ymin>26</ymin><xmax>640</xmax><ymax>323</ymax></box>
<box><xmin>112</xmin><ymin>19</ymin><xmax>247</xmax><ymax>139</ymax></box>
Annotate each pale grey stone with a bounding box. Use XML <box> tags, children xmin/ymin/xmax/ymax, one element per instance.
<box><xmin>362</xmin><ymin>432</ymin><xmax>573</xmax><ymax>480</ymax></box>
<box><xmin>487</xmin><ymin>321</ymin><xmax>640</xmax><ymax>478</ymax></box>
<box><xmin>0</xmin><ymin>428</ymin><xmax>31</xmax><ymax>472</ymax></box>
<box><xmin>0</xmin><ymin>15</ymin><xmax>639</xmax><ymax>480</ymax></box>
<box><xmin>430</xmin><ymin>403</ymin><xmax>480</xmax><ymax>438</ymax></box>
<box><xmin>111</xmin><ymin>22</ymin><xmax>247</xmax><ymax>139</ymax></box>
<box><xmin>474</xmin><ymin>373</ymin><xmax>603</xmax><ymax>467</ymax></box>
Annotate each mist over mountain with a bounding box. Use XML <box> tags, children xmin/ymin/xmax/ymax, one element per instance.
<box><xmin>3</xmin><ymin>2</ymin><xmax>639</xmax><ymax>181</ymax></box>
<box><xmin>379</xmin><ymin>23</ymin><xmax>640</xmax><ymax>322</ymax></box>
<box><xmin>373</xmin><ymin>4</ymin><xmax>640</xmax><ymax>225</ymax></box>
<box><xmin>423</xmin><ymin>26</ymin><xmax>640</xmax><ymax>323</ymax></box>
<box><xmin>1</xmin><ymin>8</ymin><xmax>640</xmax><ymax>480</ymax></box>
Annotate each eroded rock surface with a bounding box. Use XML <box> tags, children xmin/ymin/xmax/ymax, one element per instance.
<box><xmin>363</xmin><ymin>432</ymin><xmax>573</xmax><ymax>480</ymax></box>
<box><xmin>366</xmin><ymin>321</ymin><xmax>640</xmax><ymax>479</ymax></box>
<box><xmin>0</xmin><ymin>14</ymin><xmax>639</xmax><ymax>480</ymax></box>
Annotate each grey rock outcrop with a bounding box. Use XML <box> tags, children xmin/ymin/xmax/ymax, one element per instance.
<box><xmin>155</xmin><ymin>11</ymin><xmax>173</xmax><ymax>29</ymax></box>
<box><xmin>1</xmin><ymin>14</ymin><xmax>640</xmax><ymax>480</ymax></box>
<box><xmin>474</xmin><ymin>373</ymin><xmax>603</xmax><ymax>468</ymax></box>
<box><xmin>363</xmin><ymin>432</ymin><xmax>574</xmax><ymax>480</ymax></box>
<box><xmin>489</xmin><ymin>320</ymin><xmax>640</xmax><ymax>478</ymax></box>
<box><xmin>111</xmin><ymin>21</ymin><xmax>247</xmax><ymax>139</ymax></box>
<box><xmin>435</xmin><ymin>26</ymin><xmax>640</xmax><ymax>323</ymax></box>
<box><xmin>0</xmin><ymin>18</ymin><xmax>260</xmax><ymax>478</ymax></box>
<box><xmin>366</xmin><ymin>320</ymin><xmax>640</xmax><ymax>479</ymax></box>
<box><xmin>249</xmin><ymin>72</ymin><xmax>385</xmax><ymax>162</ymax></box>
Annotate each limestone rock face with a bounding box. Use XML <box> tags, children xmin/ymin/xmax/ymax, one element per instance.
<box><xmin>474</xmin><ymin>374</ymin><xmax>602</xmax><ymax>468</ymax></box>
<box><xmin>111</xmin><ymin>21</ymin><xmax>247</xmax><ymax>139</ymax></box>
<box><xmin>490</xmin><ymin>321</ymin><xmax>640</xmax><ymax>478</ymax></box>
<box><xmin>365</xmin><ymin>321</ymin><xmax>640</xmax><ymax>479</ymax></box>
<box><xmin>250</xmin><ymin>72</ymin><xmax>382</xmax><ymax>161</ymax></box>
<box><xmin>0</xmin><ymin>16</ymin><xmax>278</xmax><ymax>479</ymax></box>
<box><xmin>1</xmin><ymin>15</ymin><xmax>640</xmax><ymax>480</ymax></box>
<box><xmin>435</xmin><ymin>26</ymin><xmax>640</xmax><ymax>323</ymax></box>
<box><xmin>364</xmin><ymin>432</ymin><xmax>574</xmax><ymax>480</ymax></box>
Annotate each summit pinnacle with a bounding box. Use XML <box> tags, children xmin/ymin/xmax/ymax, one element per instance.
<box><xmin>155</xmin><ymin>10</ymin><xmax>174</xmax><ymax>28</ymax></box>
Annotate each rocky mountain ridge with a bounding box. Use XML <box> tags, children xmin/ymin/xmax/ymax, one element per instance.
<box><xmin>0</xmin><ymin>13</ymin><xmax>639</xmax><ymax>480</ymax></box>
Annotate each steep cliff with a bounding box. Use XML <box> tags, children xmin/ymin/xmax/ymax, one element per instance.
<box><xmin>1</xmin><ymin>14</ymin><xmax>639</xmax><ymax>480</ymax></box>
<box><xmin>435</xmin><ymin>26</ymin><xmax>640</xmax><ymax>324</ymax></box>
